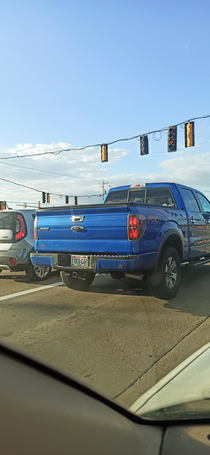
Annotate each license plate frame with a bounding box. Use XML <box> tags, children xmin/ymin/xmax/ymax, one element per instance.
<box><xmin>71</xmin><ymin>255</ymin><xmax>90</xmax><ymax>268</ymax></box>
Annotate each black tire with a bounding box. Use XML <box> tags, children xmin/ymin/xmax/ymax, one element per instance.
<box><xmin>25</xmin><ymin>262</ymin><xmax>51</xmax><ymax>282</ymax></box>
<box><xmin>60</xmin><ymin>270</ymin><xmax>95</xmax><ymax>291</ymax></box>
<box><xmin>110</xmin><ymin>272</ymin><xmax>124</xmax><ymax>280</ymax></box>
<box><xmin>147</xmin><ymin>246</ymin><xmax>181</xmax><ymax>300</ymax></box>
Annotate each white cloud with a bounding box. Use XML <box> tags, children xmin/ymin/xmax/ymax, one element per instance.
<box><xmin>0</xmin><ymin>143</ymin><xmax>129</xmax><ymax>207</ymax></box>
<box><xmin>101</xmin><ymin>152</ymin><xmax>210</xmax><ymax>196</ymax></box>
<box><xmin>1</xmin><ymin>143</ymin><xmax>210</xmax><ymax>208</ymax></box>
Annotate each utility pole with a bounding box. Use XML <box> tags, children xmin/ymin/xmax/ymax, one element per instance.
<box><xmin>100</xmin><ymin>181</ymin><xmax>109</xmax><ymax>199</ymax></box>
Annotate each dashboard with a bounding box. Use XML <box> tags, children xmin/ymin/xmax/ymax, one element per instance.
<box><xmin>0</xmin><ymin>344</ymin><xmax>210</xmax><ymax>455</ymax></box>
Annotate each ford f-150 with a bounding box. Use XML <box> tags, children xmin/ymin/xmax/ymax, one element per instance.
<box><xmin>30</xmin><ymin>183</ymin><xmax>210</xmax><ymax>300</ymax></box>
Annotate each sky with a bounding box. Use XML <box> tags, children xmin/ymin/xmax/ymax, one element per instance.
<box><xmin>1</xmin><ymin>0</ymin><xmax>210</xmax><ymax>208</ymax></box>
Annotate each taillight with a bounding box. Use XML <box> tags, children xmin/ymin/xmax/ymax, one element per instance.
<box><xmin>128</xmin><ymin>215</ymin><xmax>146</xmax><ymax>241</ymax></box>
<box><xmin>15</xmin><ymin>214</ymin><xmax>26</xmax><ymax>240</ymax></box>
<box><xmin>10</xmin><ymin>258</ymin><xmax>16</xmax><ymax>265</ymax></box>
<box><xmin>34</xmin><ymin>217</ymin><xmax>38</xmax><ymax>241</ymax></box>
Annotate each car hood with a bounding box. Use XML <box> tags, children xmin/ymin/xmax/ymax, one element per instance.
<box><xmin>129</xmin><ymin>342</ymin><xmax>210</xmax><ymax>417</ymax></box>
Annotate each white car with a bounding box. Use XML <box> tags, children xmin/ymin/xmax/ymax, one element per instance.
<box><xmin>0</xmin><ymin>209</ymin><xmax>51</xmax><ymax>281</ymax></box>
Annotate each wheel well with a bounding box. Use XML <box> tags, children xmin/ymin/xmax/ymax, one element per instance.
<box><xmin>162</xmin><ymin>234</ymin><xmax>183</xmax><ymax>261</ymax></box>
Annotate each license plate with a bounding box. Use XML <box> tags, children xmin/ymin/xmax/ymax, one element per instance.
<box><xmin>71</xmin><ymin>255</ymin><xmax>89</xmax><ymax>267</ymax></box>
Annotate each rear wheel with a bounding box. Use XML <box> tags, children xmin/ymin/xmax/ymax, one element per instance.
<box><xmin>147</xmin><ymin>246</ymin><xmax>181</xmax><ymax>300</ymax></box>
<box><xmin>60</xmin><ymin>270</ymin><xmax>95</xmax><ymax>291</ymax></box>
<box><xmin>25</xmin><ymin>262</ymin><xmax>51</xmax><ymax>282</ymax></box>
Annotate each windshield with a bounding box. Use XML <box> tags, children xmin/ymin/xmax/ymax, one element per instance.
<box><xmin>1</xmin><ymin>0</ymin><xmax>210</xmax><ymax>425</ymax></box>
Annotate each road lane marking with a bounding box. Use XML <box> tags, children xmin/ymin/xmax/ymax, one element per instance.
<box><xmin>0</xmin><ymin>282</ymin><xmax>63</xmax><ymax>302</ymax></box>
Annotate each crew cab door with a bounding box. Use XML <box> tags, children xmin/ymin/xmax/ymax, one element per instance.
<box><xmin>181</xmin><ymin>188</ymin><xmax>207</xmax><ymax>258</ymax></box>
<box><xmin>194</xmin><ymin>191</ymin><xmax>210</xmax><ymax>254</ymax></box>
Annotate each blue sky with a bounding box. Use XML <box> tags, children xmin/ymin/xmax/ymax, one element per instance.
<box><xmin>1</xmin><ymin>0</ymin><xmax>210</xmax><ymax>207</ymax></box>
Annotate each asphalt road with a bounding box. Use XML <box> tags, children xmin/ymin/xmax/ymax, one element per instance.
<box><xmin>0</xmin><ymin>265</ymin><xmax>210</xmax><ymax>409</ymax></box>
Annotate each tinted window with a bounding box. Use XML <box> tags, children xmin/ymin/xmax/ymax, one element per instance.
<box><xmin>146</xmin><ymin>187</ymin><xmax>176</xmax><ymax>207</ymax></box>
<box><xmin>196</xmin><ymin>192</ymin><xmax>210</xmax><ymax>213</ymax></box>
<box><xmin>129</xmin><ymin>189</ymin><xmax>146</xmax><ymax>203</ymax></box>
<box><xmin>105</xmin><ymin>189</ymin><xmax>128</xmax><ymax>203</ymax></box>
<box><xmin>181</xmin><ymin>189</ymin><xmax>200</xmax><ymax>212</ymax></box>
<box><xmin>0</xmin><ymin>212</ymin><xmax>16</xmax><ymax>230</ymax></box>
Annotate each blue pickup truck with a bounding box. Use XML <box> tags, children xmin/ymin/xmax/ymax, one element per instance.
<box><xmin>30</xmin><ymin>183</ymin><xmax>210</xmax><ymax>300</ymax></box>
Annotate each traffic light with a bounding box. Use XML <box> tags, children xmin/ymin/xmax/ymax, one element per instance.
<box><xmin>65</xmin><ymin>196</ymin><xmax>69</xmax><ymax>204</ymax></box>
<box><xmin>0</xmin><ymin>201</ymin><xmax>6</xmax><ymax>210</ymax></box>
<box><xmin>47</xmin><ymin>193</ymin><xmax>50</xmax><ymax>203</ymax></box>
<box><xmin>42</xmin><ymin>192</ymin><xmax>46</xmax><ymax>203</ymax></box>
<box><xmin>140</xmin><ymin>135</ymin><xmax>149</xmax><ymax>155</ymax></box>
<box><xmin>74</xmin><ymin>196</ymin><xmax>78</xmax><ymax>205</ymax></box>
<box><xmin>168</xmin><ymin>126</ymin><xmax>177</xmax><ymax>152</ymax></box>
<box><xmin>101</xmin><ymin>144</ymin><xmax>108</xmax><ymax>162</ymax></box>
<box><xmin>185</xmin><ymin>122</ymin><xmax>195</xmax><ymax>147</ymax></box>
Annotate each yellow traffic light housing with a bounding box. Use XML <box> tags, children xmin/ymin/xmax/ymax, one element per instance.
<box><xmin>47</xmin><ymin>193</ymin><xmax>50</xmax><ymax>203</ymax></box>
<box><xmin>185</xmin><ymin>122</ymin><xmax>195</xmax><ymax>147</ymax></box>
<box><xmin>0</xmin><ymin>201</ymin><xmax>6</xmax><ymax>210</ymax></box>
<box><xmin>101</xmin><ymin>144</ymin><xmax>108</xmax><ymax>162</ymax></box>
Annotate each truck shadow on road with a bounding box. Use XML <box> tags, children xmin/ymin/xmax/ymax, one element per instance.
<box><xmin>164</xmin><ymin>264</ymin><xmax>210</xmax><ymax>317</ymax></box>
<box><xmin>90</xmin><ymin>266</ymin><xmax>210</xmax><ymax>317</ymax></box>
<box><xmin>90</xmin><ymin>275</ymin><xmax>151</xmax><ymax>297</ymax></box>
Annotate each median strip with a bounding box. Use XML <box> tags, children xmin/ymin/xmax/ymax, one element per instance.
<box><xmin>0</xmin><ymin>282</ymin><xmax>64</xmax><ymax>302</ymax></box>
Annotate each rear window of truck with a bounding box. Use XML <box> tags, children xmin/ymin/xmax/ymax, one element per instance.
<box><xmin>105</xmin><ymin>187</ymin><xmax>176</xmax><ymax>207</ymax></box>
<box><xmin>105</xmin><ymin>189</ymin><xmax>128</xmax><ymax>203</ymax></box>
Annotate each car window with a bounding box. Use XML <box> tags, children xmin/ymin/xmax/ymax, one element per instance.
<box><xmin>129</xmin><ymin>189</ymin><xmax>146</xmax><ymax>203</ymax></box>
<box><xmin>0</xmin><ymin>212</ymin><xmax>15</xmax><ymax>229</ymax></box>
<box><xmin>195</xmin><ymin>192</ymin><xmax>210</xmax><ymax>213</ymax></box>
<box><xmin>105</xmin><ymin>189</ymin><xmax>128</xmax><ymax>203</ymax></box>
<box><xmin>146</xmin><ymin>187</ymin><xmax>176</xmax><ymax>207</ymax></box>
<box><xmin>181</xmin><ymin>189</ymin><xmax>200</xmax><ymax>213</ymax></box>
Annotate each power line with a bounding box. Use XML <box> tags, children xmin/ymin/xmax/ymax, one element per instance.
<box><xmin>1</xmin><ymin>113</ymin><xmax>210</xmax><ymax>160</ymax></box>
<box><xmin>0</xmin><ymin>161</ymin><xmax>94</xmax><ymax>181</ymax></box>
<box><xmin>2</xmin><ymin>139</ymin><xmax>209</xmax><ymax>180</ymax></box>
<box><xmin>0</xmin><ymin>177</ymin><xmax>101</xmax><ymax>198</ymax></box>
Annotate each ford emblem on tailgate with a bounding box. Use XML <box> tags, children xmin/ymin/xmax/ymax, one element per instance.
<box><xmin>71</xmin><ymin>225</ymin><xmax>84</xmax><ymax>232</ymax></box>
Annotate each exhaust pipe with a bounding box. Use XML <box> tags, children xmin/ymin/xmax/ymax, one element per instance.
<box><xmin>124</xmin><ymin>272</ymin><xmax>144</xmax><ymax>281</ymax></box>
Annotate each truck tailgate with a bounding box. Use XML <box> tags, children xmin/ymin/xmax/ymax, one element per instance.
<box><xmin>35</xmin><ymin>205</ymin><xmax>132</xmax><ymax>255</ymax></box>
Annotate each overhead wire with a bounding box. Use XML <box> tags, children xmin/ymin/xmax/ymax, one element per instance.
<box><xmin>0</xmin><ymin>177</ymin><xmax>101</xmax><ymax>198</ymax></box>
<box><xmin>0</xmin><ymin>161</ymin><xmax>94</xmax><ymax>181</ymax></box>
<box><xmin>1</xmin><ymin>113</ymin><xmax>210</xmax><ymax>202</ymax></box>
<box><xmin>0</xmin><ymin>113</ymin><xmax>210</xmax><ymax>160</ymax></box>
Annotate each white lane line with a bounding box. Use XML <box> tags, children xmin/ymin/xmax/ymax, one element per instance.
<box><xmin>0</xmin><ymin>282</ymin><xmax>63</xmax><ymax>302</ymax></box>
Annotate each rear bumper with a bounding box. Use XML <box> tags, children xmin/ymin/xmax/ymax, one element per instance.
<box><xmin>0</xmin><ymin>243</ymin><xmax>33</xmax><ymax>271</ymax></box>
<box><xmin>30</xmin><ymin>252</ymin><xmax>156</xmax><ymax>273</ymax></box>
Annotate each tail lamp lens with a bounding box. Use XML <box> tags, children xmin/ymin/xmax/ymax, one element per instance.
<box><xmin>15</xmin><ymin>214</ymin><xmax>26</xmax><ymax>240</ymax></box>
<box><xmin>34</xmin><ymin>217</ymin><xmax>38</xmax><ymax>241</ymax></box>
<box><xmin>10</xmin><ymin>258</ymin><xmax>16</xmax><ymax>265</ymax></box>
<box><xmin>128</xmin><ymin>215</ymin><xmax>146</xmax><ymax>241</ymax></box>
